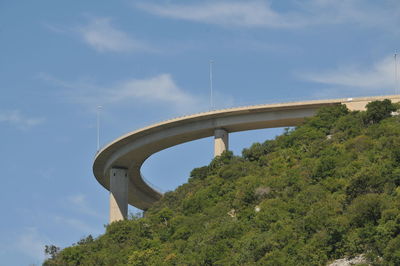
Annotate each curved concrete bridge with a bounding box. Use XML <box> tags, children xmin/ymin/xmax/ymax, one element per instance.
<box><xmin>93</xmin><ymin>95</ymin><xmax>400</xmax><ymax>223</ymax></box>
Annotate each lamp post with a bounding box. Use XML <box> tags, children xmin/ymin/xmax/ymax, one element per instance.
<box><xmin>210</xmin><ymin>60</ymin><xmax>214</xmax><ymax>110</ymax></box>
<box><xmin>395</xmin><ymin>52</ymin><xmax>398</xmax><ymax>94</ymax></box>
<box><xmin>97</xmin><ymin>105</ymin><xmax>102</xmax><ymax>151</ymax></box>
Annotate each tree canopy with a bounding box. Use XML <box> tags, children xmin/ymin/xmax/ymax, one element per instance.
<box><xmin>44</xmin><ymin>100</ymin><xmax>400</xmax><ymax>265</ymax></box>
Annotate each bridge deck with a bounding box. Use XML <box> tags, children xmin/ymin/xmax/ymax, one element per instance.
<box><xmin>93</xmin><ymin>95</ymin><xmax>400</xmax><ymax>210</ymax></box>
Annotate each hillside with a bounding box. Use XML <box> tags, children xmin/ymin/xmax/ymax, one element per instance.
<box><xmin>45</xmin><ymin>100</ymin><xmax>400</xmax><ymax>265</ymax></box>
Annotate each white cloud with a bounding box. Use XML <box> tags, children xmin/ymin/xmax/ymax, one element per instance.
<box><xmin>297</xmin><ymin>56</ymin><xmax>400</xmax><ymax>98</ymax></box>
<box><xmin>109</xmin><ymin>74</ymin><xmax>198</xmax><ymax>106</ymax></box>
<box><xmin>299</xmin><ymin>55</ymin><xmax>399</xmax><ymax>96</ymax></box>
<box><xmin>68</xmin><ymin>194</ymin><xmax>87</xmax><ymax>206</ymax></box>
<box><xmin>0</xmin><ymin>110</ymin><xmax>44</xmax><ymax>130</ymax></box>
<box><xmin>15</xmin><ymin>227</ymin><xmax>49</xmax><ymax>262</ymax></box>
<box><xmin>77</xmin><ymin>17</ymin><xmax>152</xmax><ymax>53</ymax></box>
<box><xmin>136</xmin><ymin>0</ymin><xmax>399</xmax><ymax>30</ymax></box>
<box><xmin>39</xmin><ymin>73</ymin><xmax>205</xmax><ymax>113</ymax></box>
<box><xmin>42</xmin><ymin>22</ymin><xmax>66</xmax><ymax>34</ymax></box>
<box><xmin>137</xmin><ymin>1</ymin><xmax>297</xmax><ymax>28</ymax></box>
<box><xmin>54</xmin><ymin>216</ymin><xmax>100</xmax><ymax>235</ymax></box>
<box><xmin>67</xmin><ymin>194</ymin><xmax>101</xmax><ymax>218</ymax></box>
<box><xmin>38</xmin><ymin>167</ymin><xmax>55</xmax><ymax>180</ymax></box>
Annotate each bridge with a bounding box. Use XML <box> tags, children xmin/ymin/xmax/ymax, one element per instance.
<box><xmin>92</xmin><ymin>95</ymin><xmax>400</xmax><ymax>223</ymax></box>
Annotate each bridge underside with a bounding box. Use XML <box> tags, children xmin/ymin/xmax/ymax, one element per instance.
<box><xmin>92</xmin><ymin>95</ymin><xmax>400</xmax><ymax>222</ymax></box>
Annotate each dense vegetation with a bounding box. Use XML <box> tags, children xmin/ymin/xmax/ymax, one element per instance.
<box><xmin>45</xmin><ymin>100</ymin><xmax>400</xmax><ymax>265</ymax></box>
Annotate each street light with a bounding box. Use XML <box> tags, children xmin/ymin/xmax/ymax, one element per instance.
<box><xmin>395</xmin><ymin>52</ymin><xmax>398</xmax><ymax>94</ymax></box>
<box><xmin>210</xmin><ymin>60</ymin><xmax>214</xmax><ymax>110</ymax></box>
<box><xmin>97</xmin><ymin>105</ymin><xmax>102</xmax><ymax>151</ymax></box>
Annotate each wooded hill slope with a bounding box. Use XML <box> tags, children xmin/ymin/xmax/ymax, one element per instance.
<box><xmin>45</xmin><ymin>100</ymin><xmax>400</xmax><ymax>265</ymax></box>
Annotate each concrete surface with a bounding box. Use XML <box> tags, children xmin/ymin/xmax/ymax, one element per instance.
<box><xmin>109</xmin><ymin>168</ymin><xmax>128</xmax><ymax>223</ymax></box>
<box><xmin>214</xmin><ymin>128</ymin><xmax>229</xmax><ymax>157</ymax></box>
<box><xmin>93</xmin><ymin>95</ymin><xmax>400</xmax><ymax>213</ymax></box>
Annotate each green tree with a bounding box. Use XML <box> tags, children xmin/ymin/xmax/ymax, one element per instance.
<box><xmin>365</xmin><ymin>99</ymin><xmax>396</xmax><ymax>124</ymax></box>
<box><xmin>44</xmin><ymin>245</ymin><xmax>60</xmax><ymax>259</ymax></box>
<box><xmin>44</xmin><ymin>101</ymin><xmax>400</xmax><ymax>265</ymax></box>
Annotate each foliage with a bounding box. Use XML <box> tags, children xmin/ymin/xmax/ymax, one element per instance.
<box><xmin>365</xmin><ymin>99</ymin><xmax>396</xmax><ymax>124</ymax></box>
<box><xmin>44</xmin><ymin>245</ymin><xmax>60</xmax><ymax>260</ymax></box>
<box><xmin>44</xmin><ymin>100</ymin><xmax>400</xmax><ymax>265</ymax></box>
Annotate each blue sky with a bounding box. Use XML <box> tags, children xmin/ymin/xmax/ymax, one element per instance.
<box><xmin>1</xmin><ymin>0</ymin><xmax>399</xmax><ymax>264</ymax></box>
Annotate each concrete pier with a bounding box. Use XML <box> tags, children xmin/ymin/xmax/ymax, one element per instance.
<box><xmin>109</xmin><ymin>167</ymin><xmax>128</xmax><ymax>223</ymax></box>
<box><xmin>94</xmin><ymin>95</ymin><xmax>400</xmax><ymax>211</ymax></box>
<box><xmin>214</xmin><ymin>128</ymin><xmax>229</xmax><ymax>157</ymax></box>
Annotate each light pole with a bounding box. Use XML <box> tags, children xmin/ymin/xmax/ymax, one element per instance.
<box><xmin>97</xmin><ymin>105</ymin><xmax>102</xmax><ymax>151</ymax></box>
<box><xmin>395</xmin><ymin>52</ymin><xmax>398</xmax><ymax>94</ymax></box>
<box><xmin>210</xmin><ymin>60</ymin><xmax>214</xmax><ymax>110</ymax></box>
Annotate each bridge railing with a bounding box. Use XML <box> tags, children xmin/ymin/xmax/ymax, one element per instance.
<box><xmin>146</xmin><ymin>92</ymin><xmax>399</xmax><ymax>128</ymax></box>
<box><xmin>141</xmin><ymin>173</ymin><xmax>166</xmax><ymax>194</ymax></box>
<box><xmin>94</xmin><ymin>91</ymin><xmax>399</xmax><ymax>160</ymax></box>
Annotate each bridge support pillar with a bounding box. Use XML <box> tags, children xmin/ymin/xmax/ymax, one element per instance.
<box><xmin>214</xmin><ymin>128</ymin><xmax>229</xmax><ymax>157</ymax></box>
<box><xmin>109</xmin><ymin>167</ymin><xmax>128</xmax><ymax>223</ymax></box>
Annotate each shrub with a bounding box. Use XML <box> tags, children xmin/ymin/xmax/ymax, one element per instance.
<box><xmin>365</xmin><ymin>99</ymin><xmax>396</xmax><ymax>124</ymax></box>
